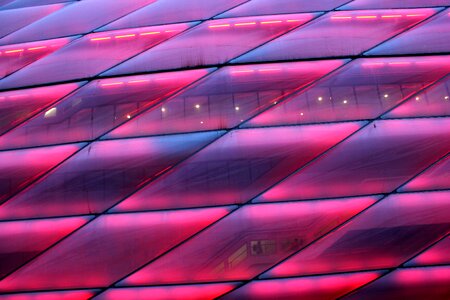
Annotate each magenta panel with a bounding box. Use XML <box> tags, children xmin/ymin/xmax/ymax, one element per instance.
<box><xmin>99</xmin><ymin>0</ymin><xmax>247</xmax><ymax>31</ymax></box>
<box><xmin>106</xmin><ymin>60</ymin><xmax>346</xmax><ymax>139</ymax></box>
<box><xmin>367</xmin><ymin>9</ymin><xmax>450</xmax><ymax>55</ymax></box>
<box><xmin>344</xmin><ymin>266</ymin><xmax>450</xmax><ymax>300</ymax></box>
<box><xmin>0</xmin><ymin>207</ymin><xmax>231</xmax><ymax>292</ymax></box>
<box><xmin>400</xmin><ymin>155</ymin><xmax>450</xmax><ymax>192</ymax></box>
<box><xmin>340</xmin><ymin>0</ymin><xmax>450</xmax><ymax>9</ymax></box>
<box><xmin>103</xmin><ymin>13</ymin><xmax>318</xmax><ymax>76</ymax></box>
<box><xmin>0</xmin><ymin>216</ymin><xmax>90</xmax><ymax>278</ymax></box>
<box><xmin>119</xmin><ymin>197</ymin><xmax>377</xmax><ymax>285</ymax></box>
<box><xmin>0</xmin><ymin>23</ymin><xmax>193</xmax><ymax>90</ymax></box>
<box><xmin>0</xmin><ymin>132</ymin><xmax>222</xmax><ymax>220</ymax></box>
<box><xmin>0</xmin><ymin>69</ymin><xmax>209</xmax><ymax>149</ymax></box>
<box><xmin>406</xmin><ymin>236</ymin><xmax>450</xmax><ymax>267</ymax></box>
<box><xmin>256</xmin><ymin>118</ymin><xmax>450</xmax><ymax>202</ymax></box>
<box><xmin>112</xmin><ymin>123</ymin><xmax>362</xmax><ymax>212</ymax></box>
<box><xmin>264</xmin><ymin>191</ymin><xmax>450</xmax><ymax>278</ymax></box>
<box><xmin>223</xmin><ymin>272</ymin><xmax>382</xmax><ymax>300</ymax></box>
<box><xmin>234</xmin><ymin>9</ymin><xmax>436</xmax><ymax>62</ymax></box>
<box><xmin>245</xmin><ymin>56</ymin><xmax>450</xmax><ymax>128</ymax></box>
<box><xmin>0</xmin><ymin>290</ymin><xmax>97</xmax><ymax>300</ymax></box>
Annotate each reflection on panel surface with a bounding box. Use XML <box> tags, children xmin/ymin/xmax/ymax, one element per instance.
<box><xmin>406</xmin><ymin>236</ymin><xmax>450</xmax><ymax>267</ymax></box>
<box><xmin>400</xmin><ymin>155</ymin><xmax>450</xmax><ymax>192</ymax></box>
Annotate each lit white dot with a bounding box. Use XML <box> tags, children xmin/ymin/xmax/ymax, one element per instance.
<box><xmin>415</xmin><ymin>97</ymin><xmax>420</xmax><ymax>101</ymax></box>
<box><xmin>343</xmin><ymin>100</ymin><xmax>348</xmax><ymax>104</ymax></box>
<box><xmin>126</xmin><ymin>114</ymin><xmax>131</xmax><ymax>119</ymax></box>
<box><xmin>318</xmin><ymin>97</ymin><xmax>323</xmax><ymax>101</ymax></box>
<box><xmin>235</xmin><ymin>106</ymin><xmax>240</xmax><ymax>111</ymax></box>
<box><xmin>200</xmin><ymin>121</ymin><xmax>204</xmax><ymax>124</ymax></box>
<box><xmin>161</xmin><ymin>107</ymin><xmax>166</xmax><ymax>112</ymax></box>
<box><xmin>300</xmin><ymin>112</ymin><xmax>304</xmax><ymax>116</ymax></box>
<box><xmin>273</xmin><ymin>101</ymin><xmax>277</xmax><ymax>104</ymax></box>
<box><xmin>445</xmin><ymin>96</ymin><xmax>449</xmax><ymax>100</ymax></box>
<box><xmin>384</xmin><ymin>94</ymin><xmax>389</xmax><ymax>98</ymax></box>
<box><xmin>195</xmin><ymin>104</ymin><xmax>200</xmax><ymax>109</ymax></box>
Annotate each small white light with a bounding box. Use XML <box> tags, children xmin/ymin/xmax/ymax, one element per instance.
<box><xmin>235</xmin><ymin>106</ymin><xmax>240</xmax><ymax>111</ymax></box>
<box><xmin>273</xmin><ymin>101</ymin><xmax>277</xmax><ymax>104</ymax></box>
<box><xmin>384</xmin><ymin>94</ymin><xmax>389</xmax><ymax>98</ymax></box>
<box><xmin>415</xmin><ymin>97</ymin><xmax>420</xmax><ymax>101</ymax></box>
<box><xmin>300</xmin><ymin>112</ymin><xmax>304</xmax><ymax>116</ymax></box>
<box><xmin>445</xmin><ymin>96</ymin><xmax>449</xmax><ymax>100</ymax></box>
<box><xmin>318</xmin><ymin>97</ymin><xmax>323</xmax><ymax>101</ymax></box>
<box><xmin>343</xmin><ymin>100</ymin><xmax>348</xmax><ymax>104</ymax></box>
<box><xmin>126</xmin><ymin>114</ymin><xmax>131</xmax><ymax>119</ymax></box>
<box><xmin>200</xmin><ymin>121</ymin><xmax>204</xmax><ymax>124</ymax></box>
<box><xmin>161</xmin><ymin>107</ymin><xmax>166</xmax><ymax>112</ymax></box>
<box><xmin>195</xmin><ymin>104</ymin><xmax>200</xmax><ymax>109</ymax></box>
<box><xmin>44</xmin><ymin>107</ymin><xmax>57</xmax><ymax>118</ymax></box>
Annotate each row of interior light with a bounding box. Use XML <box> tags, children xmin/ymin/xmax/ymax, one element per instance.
<box><xmin>90</xmin><ymin>29</ymin><xmax>181</xmax><ymax>42</ymax></box>
<box><xmin>0</xmin><ymin>45</ymin><xmax>50</xmax><ymax>56</ymax></box>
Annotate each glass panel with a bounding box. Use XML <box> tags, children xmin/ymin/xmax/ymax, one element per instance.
<box><xmin>245</xmin><ymin>56</ymin><xmax>450</xmax><ymax>128</ymax></box>
<box><xmin>0</xmin><ymin>131</ymin><xmax>222</xmax><ymax>220</ymax></box>
<box><xmin>263</xmin><ymin>191</ymin><xmax>450</xmax><ymax>278</ymax></box>
<box><xmin>367</xmin><ymin>9</ymin><xmax>450</xmax><ymax>55</ymax></box>
<box><xmin>340</xmin><ymin>0</ymin><xmax>450</xmax><ymax>9</ymax></box>
<box><xmin>112</xmin><ymin>122</ymin><xmax>362</xmax><ymax>212</ymax></box>
<box><xmin>106</xmin><ymin>60</ymin><xmax>346</xmax><ymax>139</ymax></box>
<box><xmin>0</xmin><ymin>69</ymin><xmax>210</xmax><ymax>149</ymax></box>
<box><xmin>0</xmin><ymin>207</ymin><xmax>232</xmax><ymax>291</ymax></box>
<box><xmin>256</xmin><ymin>118</ymin><xmax>450</xmax><ymax>202</ymax></box>
<box><xmin>0</xmin><ymin>23</ymin><xmax>194</xmax><ymax>90</ymax></box>
<box><xmin>103</xmin><ymin>13</ymin><xmax>318</xmax><ymax>76</ymax></box>
<box><xmin>119</xmin><ymin>197</ymin><xmax>377</xmax><ymax>285</ymax></box>
<box><xmin>0</xmin><ymin>290</ymin><xmax>97</xmax><ymax>300</ymax></box>
<box><xmin>406</xmin><ymin>236</ymin><xmax>450</xmax><ymax>267</ymax></box>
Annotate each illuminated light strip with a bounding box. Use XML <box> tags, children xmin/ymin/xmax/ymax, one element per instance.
<box><xmin>406</xmin><ymin>14</ymin><xmax>425</xmax><ymax>17</ymax></box>
<box><xmin>259</xmin><ymin>68</ymin><xmax>282</xmax><ymax>72</ymax></box>
<box><xmin>91</xmin><ymin>37</ymin><xmax>111</xmax><ymax>41</ymax></box>
<box><xmin>140</xmin><ymin>31</ymin><xmax>160</xmax><ymax>35</ymax></box>
<box><xmin>234</xmin><ymin>22</ymin><xmax>257</xmax><ymax>26</ymax></box>
<box><xmin>331</xmin><ymin>16</ymin><xmax>352</xmax><ymax>20</ymax></box>
<box><xmin>128</xmin><ymin>79</ymin><xmax>150</xmax><ymax>84</ymax></box>
<box><xmin>381</xmin><ymin>14</ymin><xmax>403</xmax><ymax>18</ymax></box>
<box><xmin>388</xmin><ymin>62</ymin><xmax>412</xmax><ymax>65</ymax></box>
<box><xmin>5</xmin><ymin>49</ymin><xmax>24</xmax><ymax>53</ymax></box>
<box><xmin>209</xmin><ymin>24</ymin><xmax>231</xmax><ymax>28</ymax></box>
<box><xmin>115</xmin><ymin>34</ymin><xmax>136</xmax><ymax>39</ymax></box>
<box><xmin>101</xmin><ymin>82</ymin><xmax>124</xmax><ymax>87</ymax></box>
<box><xmin>356</xmin><ymin>15</ymin><xmax>377</xmax><ymax>19</ymax></box>
<box><xmin>231</xmin><ymin>70</ymin><xmax>255</xmax><ymax>74</ymax></box>
<box><xmin>286</xmin><ymin>19</ymin><xmax>302</xmax><ymax>22</ymax></box>
<box><xmin>260</xmin><ymin>20</ymin><xmax>283</xmax><ymax>24</ymax></box>
<box><xmin>28</xmin><ymin>46</ymin><xmax>47</xmax><ymax>51</ymax></box>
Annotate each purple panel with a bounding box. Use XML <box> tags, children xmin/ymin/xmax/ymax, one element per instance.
<box><xmin>0</xmin><ymin>69</ymin><xmax>209</xmax><ymax>149</ymax></box>
<box><xmin>340</xmin><ymin>0</ymin><xmax>450</xmax><ymax>9</ymax></box>
<box><xmin>99</xmin><ymin>0</ymin><xmax>247</xmax><ymax>31</ymax></box>
<box><xmin>0</xmin><ymin>0</ymin><xmax>157</xmax><ymax>45</ymax></box>
<box><xmin>0</xmin><ymin>207</ymin><xmax>232</xmax><ymax>292</ymax></box>
<box><xmin>400</xmin><ymin>155</ymin><xmax>450</xmax><ymax>192</ymax></box>
<box><xmin>217</xmin><ymin>0</ymin><xmax>349</xmax><ymax>18</ymax></box>
<box><xmin>0</xmin><ymin>290</ymin><xmax>97</xmax><ymax>300</ymax></box>
<box><xmin>245</xmin><ymin>56</ymin><xmax>450</xmax><ymax>128</ymax></box>
<box><xmin>112</xmin><ymin>122</ymin><xmax>362</xmax><ymax>212</ymax></box>
<box><xmin>256</xmin><ymin>118</ymin><xmax>450</xmax><ymax>202</ymax></box>
<box><xmin>344</xmin><ymin>266</ymin><xmax>450</xmax><ymax>300</ymax></box>
<box><xmin>234</xmin><ymin>9</ymin><xmax>437</xmax><ymax>62</ymax></box>
<box><xmin>120</xmin><ymin>197</ymin><xmax>377</xmax><ymax>285</ymax></box>
<box><xmin>0</xmin><ymin>131</ymin><xmax>222</xmax><ymax>220</ymax></box>
<box><xmin>406</xmin><ymin>236</ymin><xmax>450</xmax><ymax>267</ymax></box>
<box><xmin>0</xmin><ymin>0</ymin><xmax>73</xmax><ymax>10</ymax></box>
<box><xmin>264</xmin><ymin>191</ymin><xmax>450</xmax><ymax>278</ymax></box>
<box><xmin>0</xmin><ymin>23</ymin><xmax>193</xmax><ymax>90</ymax></box>
<box><xmin>0</xmin><ymin>216</ymin><xmax>89</xmax><ymax>278</ymax></box>
<box><xmin>103</xmin><ymin>13</ymin><xmax>318</xmax><ymax>76</ymax></box>
<box><xmin>367</xmin><ymin>9</ymin><xmax>450</xmax><ymax>55</ymax></box>
<box><xmin>106</xmin><ymin>60</ymin><xmax>346</xmax><ymax>139</ymax></box>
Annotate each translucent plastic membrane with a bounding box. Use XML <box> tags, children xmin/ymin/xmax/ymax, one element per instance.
<box><xmin>344</xmin><ymin>266</ymin><xmax>450</xmax><ymax>300</ymax></box>
<box><xmin>106</xmin><ymin>60</ymin><xmax>346</xmax><ymax>139</ymax></box>
<box><xmin>264</xmin><ymin>191</ymin><xmax>450</xmax><ymax>278</ymax></box>
<box><xmin>0</xmin><ymin>143</ymin><xmax>83</xmax><ymax>205</ymax></box>
<box><xmin>96</xmin><ymin>283</ymin><xmax>239</xmax><ymax>300</ymax></box>
<box><xmin>0</xmin><ymin>290</ymin><xmax>97</xmax><ymax>300</ymax></box>
<box><xmin>0</xmin><ymin>69</ymin><xmax>209</xmax><ymax>149</ymax></box>
<box><xmin>0</xmin><ymin>83</ymin><xmax>82</xmax><ymax>135</ymax></box>
<box><xmin>217</xmin><ymin>0</ymin><xmax>349</xmax><ymax>18</ymax></box>
<box><xmin>0</xmin><ymin>216</ymin><xmax>89</xmax><ymax>278</ymax></box>
<box><xmin>406</xmin><ymin>235</ymin><xmax>450</xmax><ymax>267</ymax></box>
<box><xmin>99</xmin><ymin>0</ymin><xmax>247</xmax><ymax>31</ymax></box>
<box><xmin>103</xmin><ymin>13</ymin><xmax>318</xmax><ymax>76</ymax></box>
<box><xmin>256</xmin><ymin>118</ymin><xmax>450</xmax><ymax>202</ymax></box>
<box><xmin>0</xmin><ymin>23</ymin><xmax>193</xmax><ymax>90</ymax></box>
<box><xmin>400</xmin><ymin>155</ymin><xmax>450</xmax><ymax>192</ymax></box>
<box><xmin>0</xmin><ymin>0</ymin><xmax>74</xmax><ymax>10</ymax></box>
<box><xmin>245</xmin><ymin>56</ymin><xmax>450</xmax><ymax>128</ymax></box>
<box><xmin>0</xmin><ymin>207</ymin><xmax>231</xmax><ymax>292</ymax></box>
<box><xmin>340</xmin><ymin>0</ymin><xmax>450</xmax><ymax>9</ymax></box>
<box><xmin>0</xmin><ymin>131</ymin><xmax>222</xmax><ymax>220</ymax></box>
<box><xmin>0</xmin><ymin>37</ymin><xmax>74</xmax><ymax>80</ymax></box>
<box><xmin>367</xmin><ymin>9</ymin><xmax>450</xmax><ymax>55</ymax></box>
<box><xmin>0</xmin><ymin>0</ymin><xmax>157</xmax><ymax>45</ymax></box>
<box><xmin>222</xmin><ymin>271</ymin><xmax>382</xmax><ymax>300</ymax></box>
<box><xmin>112</xmin><ymin>123</ymin><xmax>362</xmax><ymax>212</ymax></box>
<box><xmin>119</xmin><ymin>197</ymin><xmax>377</xmax><ymax>285</ymax></box>
<box><xmin>235</xmin><ymin>9</ymin><xmax>436</xmax><ymax>63</ymax></box>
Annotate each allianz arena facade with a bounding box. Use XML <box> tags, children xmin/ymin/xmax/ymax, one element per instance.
<box><xmin>0</xmin><ymin>0</ymin><xmax>449</xmax><ymax>299</ymax></box>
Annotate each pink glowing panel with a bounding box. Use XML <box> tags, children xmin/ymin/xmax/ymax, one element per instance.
<box><xmin>244</xmin><ymin>56</ymin><xmax>450</xmax><ymax>128</ymax></box>
<box><xmin>0</xmin><ymin>37</ymin><xmax>74</xmax><ymax>80</ymax></box>
<box><xmin>120</xmin><ymin>197</ymin><xmax>377</xmax><ymax>285</ymax></box>
<box><xmin>0</xmin><ymin>69</ymin><xmax>209</xmax><ymax>150</ymax></box>
<box><xmin>0</xmin><ymin>216</ymin><xmax>89</xmax><ymax>278</ymax></box>
<box><xmin>367</xmin><ymin>9</ymin><xmax>450</xmax><ymax>55</ymax></box>
<box><xmin>264</xmin><ymin>191</ymin><xmax>450</xmax><ymax>278</ymax></box>
<box><xmin>0</xmin><ymin>143</ymin><xmax>83</xmax><ymax>205</ymax></box>
<box><xmin>256</xmin><ymin>118</ymin><xmax>450</xmax><ymax>202</ymax></box>
<box><xmin>0</xmin><ymin>132</ymin><xmax>221</xmax><ymax>220</ymax></box>
<box><xmin>0</xmin><ymin>290</ymin><xmax>97</xmax><ymax>300</ymax></box>
<box><xmin>96</xmin><ymin>283</ymin><xmax>239</xmax><ymax>300</ymax></box>
<box><xmin>385</xmin><ymin>75</ymin><xmax>450</xmax><ymax>119</ymax></box>
<box><xmin>0</xmin><ymin>83</ymin><xmax>82</xmax><ymax>135</ymax></box>
<box><xmin>103</xmin><ymin>13</ymin><xmax>318</xmax><ymax>76</ymax></box>
<box><xmin>406</xmin><ymin>236</ymin><xmax>450</xmax><ymax>267</ymax></box>
<box><xmin>340</xmin><ymin>0</ymin><xmax>450</xmax><ymax>9</ymax></box>
<box><xmin>217</xmin><ymin>0</ymin><xmax>349</xmax><ymax>18</ymax></box>
<box><xmin>0</xmin><ymin>3</ymin><xmax>65</xmax><ymax>39</ymax></box>
<box><xmin>0</xmin><ymin>0</ymin><xmax>73</xmax><ymax>10</ymax></box>
<box><xmin>0</xmin><ymin>207</ymin><xmax>231</xmax><ymax>292</ymax></box>
<box><xmin>223</xmin><ymin>272</ymin><xmax>382</xmax><ymax>300</ymax></box>
<box><xmin>99</xmin><ymin>0</ymin><xmax>247</xmax><ymax>31</ymax></box>
<box><xmin>234</xmin><ymin>9</ymin><xmax>436</xmax><ymax>63</ymax></box>
<box><xmin>0</xmin><ymin>23</ymin><xmax>193</xmax><ymax>90</ymax></box>
<box><xmin>400</xmin><ymin>155</ymin><xmax>450</xmax><ymax>192</ymax></box>
<box><xmin>344</xmin><ymin>266</ymin><xmax>450</xmax><ymax>300</ymax></box>
<box><xmin>106</xmin><ymin>60</ymin><xmax>346</xmax><ymax>138</ymax></box>
<box><xmin>0</xmin><ymin>0</ymin><xmax>156</xmax><ymax>45</ymax></box>
<box><xmin>112</xmin><ymin>123</ymin><xmax>361</xmax><ymax>212</ymax></box>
